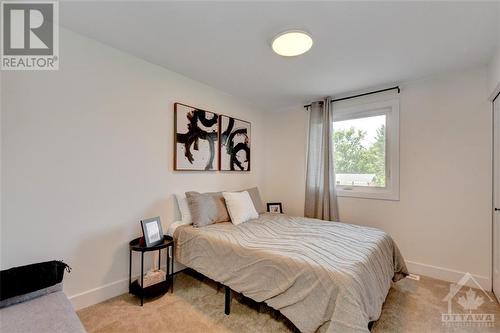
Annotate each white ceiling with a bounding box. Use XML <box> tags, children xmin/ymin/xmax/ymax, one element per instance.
<box><xmin>60</xmin><ymin>1</ymin><xmax>499</xmax><ymax>111</ymax></box>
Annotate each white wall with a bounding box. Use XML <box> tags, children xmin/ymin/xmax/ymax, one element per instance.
<box><xmin>489</xmin><ymin>46</ymin><xmax>500</xmax><ymax>97</ymax></box>
<box><xmin>488</xmin><ymin>3</ymin><xmax>500</xmax><ymax>97</ymax></box>
<box><xmin>263</xmin><ymin>67</ymin><xmax>493</xmax><ymax>289</ymax></box>
<box><xmin>262</xmin><ymin>109</ymin><xmax>308</xmax><ymax>216</ymax></box>
<box><xmin>1</xmin><ymin>28</ymin><xmax>266</xmax><ymax>308</ymax></box>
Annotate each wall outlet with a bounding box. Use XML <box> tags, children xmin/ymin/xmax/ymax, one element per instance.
<box><xmin>407</xmin><ymin>273</ymin><xmax>420</xmax><ymax>281</ymax></box>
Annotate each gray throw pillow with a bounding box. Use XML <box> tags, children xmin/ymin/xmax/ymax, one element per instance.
<box><xmin>241</xmin><ymin>187</ymin><xmax>266</xmax><ymax>214</ymax></box>
<box><xmin>186</xmin><ymin>191</ymin><xmax>231</xmax><ymax>227</ymax></box>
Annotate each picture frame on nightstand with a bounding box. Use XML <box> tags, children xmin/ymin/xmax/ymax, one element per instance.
<box><xmin>140</xmin><ymin>217</ymin><xmax>164</xmax><ymax>247</ymax></box>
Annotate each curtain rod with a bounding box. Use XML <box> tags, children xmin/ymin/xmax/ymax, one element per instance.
<box><xmin>303</xmin><ymin>86</ymin><xmax>400</xmax><ymax>109</ymax></box>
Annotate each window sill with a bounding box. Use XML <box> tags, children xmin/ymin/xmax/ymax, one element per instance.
<box><xmin>336</xmin><ymin>188</ymin><xmax>399</xmax><ymax>201</ymax></box>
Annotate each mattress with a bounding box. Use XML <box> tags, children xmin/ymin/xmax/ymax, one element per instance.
<box><xmin>173</xmin><ymin>213</ymin><xmax>408</xmax><ymax>333</ymax></box>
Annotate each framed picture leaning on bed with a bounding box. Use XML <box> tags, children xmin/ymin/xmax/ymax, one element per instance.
<box><xmin>267</xmin><ymin>202</ymin><xmax>283</xmax><ymax>214</ymax></box>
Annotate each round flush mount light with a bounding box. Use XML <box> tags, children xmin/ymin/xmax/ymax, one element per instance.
<box><xmin>271</xmin><ymin>30</ymin><xmax>313</xmax><ymax>57</ymax></box>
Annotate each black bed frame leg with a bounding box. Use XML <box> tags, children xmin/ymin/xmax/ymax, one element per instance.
<box><xmin>224</xmin><ymin>286</ymin><xmax>231</xmax><ymax>315</ymax></box>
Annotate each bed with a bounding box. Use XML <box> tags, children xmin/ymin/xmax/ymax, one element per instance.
<box><xmin>171</xmin><ymin>213</ymin><xmax>408</xmax><ymax>333</ymax></box>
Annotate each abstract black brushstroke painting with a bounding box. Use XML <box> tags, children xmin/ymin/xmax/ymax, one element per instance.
<box><xmin>220</xmin><ymin>115</ymin><xmax>251</xmax><ymax>171</ymax></box>
<box><xmin>174</xmin><ymin>103</ymin><xmax>218</xmax><ymax>171</ymax></box>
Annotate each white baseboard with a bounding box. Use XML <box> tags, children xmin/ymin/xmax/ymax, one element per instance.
<box><xmin>406</xmin><ymin>260</ymin><xmax>491</xmax><ymax>291</ymax></box>
<box><xmin>69</xmin><ymin>262</ymin><xmax>186</xmax><ymax>310</ymax></box>
<box><xmin>69</xmin><ymin>260</ymin><xmax>491</xmax><ymax>310</ymax></box>
<box><xmin>69</xmin><ymin>277</ymin><xmax>130</xmax><ymax>310</ymax></box>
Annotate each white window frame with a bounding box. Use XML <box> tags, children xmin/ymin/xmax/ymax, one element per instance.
<box><xmin>333</xmin><ymin>99</ymin><xmax>400</xmax><ymax>201</ymax></box>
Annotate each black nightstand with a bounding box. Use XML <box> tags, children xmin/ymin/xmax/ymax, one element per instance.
<box><xmin>129</xmin><ymin>235</ymin><xmax>174</xmax><ymax>306</ymax></box>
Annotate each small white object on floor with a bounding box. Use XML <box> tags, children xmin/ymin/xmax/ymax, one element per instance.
<box><xmin>407</xmin><ymin>273</ymin><xmax>420</xmax><ymax>281</ymax></box>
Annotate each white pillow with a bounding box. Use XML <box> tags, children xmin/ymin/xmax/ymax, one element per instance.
<box><xmin>222</xmin><ymin>191</ymin><xmax>259</xmax><ymax>225</ymax></box>
<box><xmin>175</xmin><ymin>194</ymin><xmax>192</xmax><ymax>225</ymax></box>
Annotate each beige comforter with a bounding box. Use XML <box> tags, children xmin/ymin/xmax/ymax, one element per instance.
<box><xmin>174</xmin><ymin>213</ymin><xmax>407</xmax><ymax>333</ymax></box>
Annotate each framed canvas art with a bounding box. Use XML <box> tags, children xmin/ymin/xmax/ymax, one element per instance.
<box><xmin>174</xmin><ymin>103</ymin><xmax>219</xmax><ymax>171</ymax></box>
<box><xmin>219</xmin><ymin>115</ymin><xmax>251</xmax><ymax>171</ymax></box>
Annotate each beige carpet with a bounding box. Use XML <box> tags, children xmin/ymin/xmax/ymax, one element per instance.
<box><xmin>78</xmin><ymin>271</ymin><xmax>500</xmax><ymax>333</ymax></box>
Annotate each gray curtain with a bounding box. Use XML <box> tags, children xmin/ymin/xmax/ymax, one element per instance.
<box><xmin>304</xmin><ymin>97</ymin><xmax>339</xmax><ymax>221</ymax></box>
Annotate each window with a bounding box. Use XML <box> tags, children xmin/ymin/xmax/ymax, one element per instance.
<box><xmin>332</xmin><ymin>99</ymin><xmax>399</xmax><ymax>200</ymax></box>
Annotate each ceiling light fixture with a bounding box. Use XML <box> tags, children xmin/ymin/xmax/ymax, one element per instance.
<box><xmin>271</xmin><ymin>30</ymin><xmax>313</xmax><ymax>57</ymax></box>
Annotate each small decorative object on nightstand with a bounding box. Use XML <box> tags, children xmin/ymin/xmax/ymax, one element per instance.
<box><xmin>128</xmin><ymin>235</ymin><xmax>174</xmax><ymax>306</ymax></box>
<box><xmin>267</xmin><ymin>202</ymin><xmax>283</xmax><ymax>214</ymax></box>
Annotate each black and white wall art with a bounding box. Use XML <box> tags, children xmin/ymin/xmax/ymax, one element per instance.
<box><xmin>174</xmin><ymin>103</ymin><xmax>219</xmax><ymax>171</ymax></box>
<box><xmin>220</xmin><ymin>115</ymin><xmax>251</xmax><ymax>171</ymax></box>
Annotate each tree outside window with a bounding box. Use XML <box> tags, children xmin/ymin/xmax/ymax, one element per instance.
<box><xmin>333</xmin><ymin>115</ymin><xmax>386</xmax><ymax>187</ymax></box>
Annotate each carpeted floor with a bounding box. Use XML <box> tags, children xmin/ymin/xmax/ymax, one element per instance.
<box><xmin>78</xmin><ymin>270</ymin><xmax>500</xmax><ymax>333</ymax></box>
